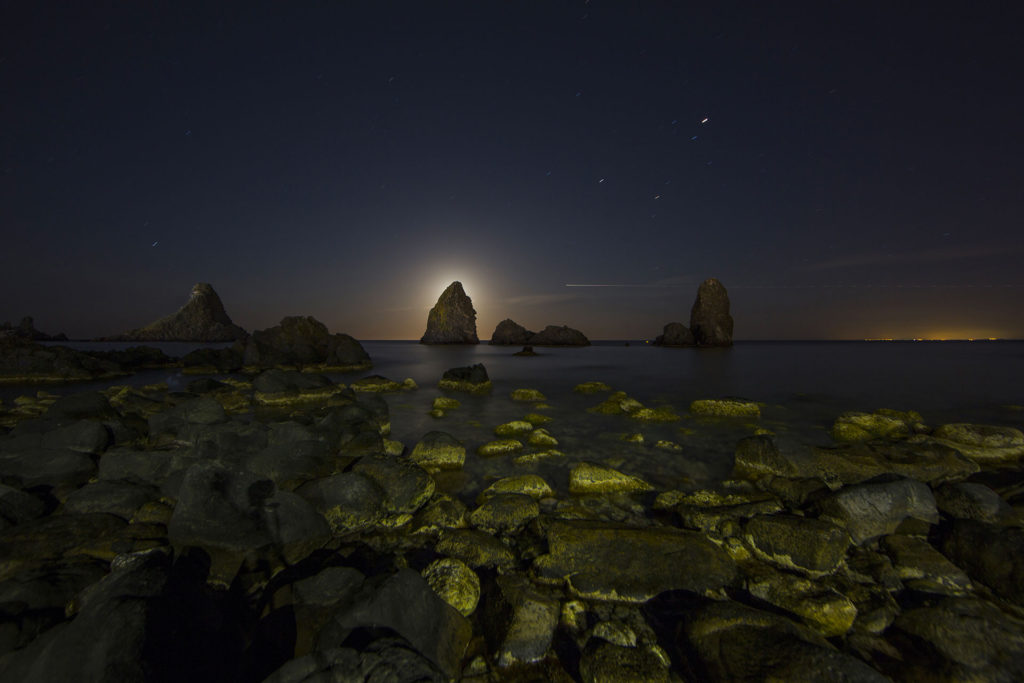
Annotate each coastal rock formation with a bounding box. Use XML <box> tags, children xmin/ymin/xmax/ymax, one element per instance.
<box><xmin>239</xmin><ymin>316</ymin><xmax>371</xmax><ymax>370</ymax></box>
<box><xmin>421</xmin><ymin>281</ymin><xmax>478</xmax><ymax>344</ymax></box>
<box><xmin>0</xmin><ymin>316</ymin><xmax>68</xmax><ymax>341</ymax></box>
<box><xmin>0</xmin><ymin>337</ymin><xmax>123</xmax><ymax>383</ymax></box>
<box><xmin>653</xmin><ymin>322</ymin><xmax>694</xmax><ymax>347</ymax></box>
<box><xmin>689</xmin><ymin>277</ymin><xmax>733</xmax><ymax>346</ymax></box>
<box><xmin>110</xmin><ymin>282</ymin><xmax>248</xmax><ymax>342</ymax></box>
<box><xmin>490</xmin><ymin>319</ymin><xmax>533</xmax><ymax>345</ymax></box>
<box><xmin>529</xmin><ymin>325</ymin><xmax>590</xmax><ymax>346</ymax></box>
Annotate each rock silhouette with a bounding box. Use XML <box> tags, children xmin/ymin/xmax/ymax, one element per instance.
<box><xmin>239</xmin><ymin>316</ymin><xmax>371</xmax><ymax>370</ymax></box>
<box><xmin>421</xmin><ymin>281</ymin><xmax>479</xmax><ymax>344</ymax></box>
<box><xmin>529</xmin><ymin>325</ymin><xmax>590</xmax><ymax>346</ymax></box>
<box><xmin>108</xmin><ymin>283</ymin><xmax>247</xmax><ymax>342</ymax></box>
<box><xmin>654</xmin><ymin>322</ymin><xmax>695</xmax><ymax>347</ymax></box>
<box><xmin>0</xmin><ymin>316</ymin><xmax>67</xmax><ymax>341</ymax></box>
<box><xmin>689</xmin><ymin>278</ymin><xmax>733</xmax><ymax>346</ymax></box>
<box><xmin>489</xmin><ymin>319</ymin><xmax>533</xmax><ymax>345</ymax></box>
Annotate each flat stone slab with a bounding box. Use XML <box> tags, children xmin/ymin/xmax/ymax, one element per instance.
<box><xmin>533</xmin><ymin>520</ymin><xmax>736</xmax><ymax>602</ymax></box>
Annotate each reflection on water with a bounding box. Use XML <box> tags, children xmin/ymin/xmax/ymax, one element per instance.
<box><xmin>7</xmin><ymin>341</ymin><xmax>1024</xmax><ymax>498</ymax></box>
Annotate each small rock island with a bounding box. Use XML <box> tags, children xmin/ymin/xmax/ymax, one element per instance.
<box><xmin>654</xmin><ymin>277</ymin><xmax>734</xmax><ymax>347</ymax></box>
<box><xmin>420</xmin><ymin>281</ymin><xmax>479</xmax><ymax>344</ymax></box>
<box><xmin>105</xmin><ymin>282</ymin><xmax>248</xmax><ymax>342</ymax></box>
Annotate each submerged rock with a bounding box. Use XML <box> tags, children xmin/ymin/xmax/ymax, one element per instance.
<box><xmin>689</xmin><ymin>277</ymin><xmax>733</xmax><ymax>347</ymax></box>
<box><xmin>108</xmin><ymin>282</ymin><xmax>247</xmax><ymax>342</ymax></box>
<box><xmin>569</xmin><ymin>462</ymin><xmax>653</xmax><ymax>494</ymax></box>
<box><xmin>489</xmin><ymin>319</ymin><xmax>534</xmax><ymax>345</ymax></box>
<box><xmin>420</xmin><ymin>281</ymin><xmax>479</xmax><ymax>344</ymax></box>
<box><xmin>653</xmin><ymin>322</ymin><xmax>694</xmax><ymax>347</ymax></box>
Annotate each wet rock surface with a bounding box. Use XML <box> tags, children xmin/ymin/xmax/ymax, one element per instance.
<box><xmin>0</xmin><ymin>371</ymin><xmax>1021</xmax><ymax>681</ymax></box>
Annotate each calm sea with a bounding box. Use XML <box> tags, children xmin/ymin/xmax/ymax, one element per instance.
<box><xmin>7</xmin><ymin>340</ymin><xmax>1023</xmax><ymax>494</ymax></box>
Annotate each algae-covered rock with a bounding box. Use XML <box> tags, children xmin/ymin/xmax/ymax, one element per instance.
<box><xmin>569</xmin><ymin>462</ymin><xmax>653</xmax><ymax>495</ymax></box>
<box><xmin>478</xmin><ymin>475</ymin><xmax>554</xmax><ymax>502</ymax></box>
<box><xmin>438</xmin><ymin>363</ymin><xmax>491</xmax><ymax>394</ymax></box>
<box><xmin>469</xmin><ymin>493</ymin><xmax>539</xmax><ymax>534</ymax></box>
<box><xmin>682</xmin><ymin>601</ymin><xmax>887</xmax><ymax>682</ymax></box>
<box><xmin>589</xmin><ymin>391</ymin><xmax>643</xmax><ymax>416</ymax></box>
<box><xmin>806</xmin><ymin>440</ymin><xmax>978</xmax><ymax>488</ymax></box>
<box><xmin>880</xmin><ymin>534</ymin><xmax>972</xmax><ymax>595</ymax></box>
<box><xmin>671</xmin><ymin>490</ymin><xmax>784</xmax><ymax>538</ymax></box>
<box><xmin>510</xmin><ymin>388</ymin><xmax>546</xmax><ymax>402</ymax></box>
<box><xmin>527</xmin><ymin>428</ymin><xmax>558</xmax><ymax>447</ymax></box>
<box><xmin>436</xmin><ymin>528</ymin><xmax>516</xmax><ymax>569</ymax></box>
<box><xmin>931</xmin><ymin>423</ymin><xmax>1024</xmax><ymax>464</ymax></box>
<box><xmin>654</xmin><ymin>440</ymin><xmax>683</xmax><ymax>452</ymax></box>
<box><xmin>478</xmin><ymin>439</ymin><xmax>524</xmax><ymax>457</ymax></box>
<box><xmin>579</xmin><ymin>640</ymin><xmax>670</xmax><ymax>683</ymax></box>
<box><xmin>941</xmin><ymin>519</ymin><xmax>1024</xmax><ymax>606</ymax></box>
<box><xmin>744</xmin><ymin>564</ymin><xmax>858</xmax><ymax>637</ymax></box>
<box><xmin>422</xmin><ymin>558</ymin><xmax>480</xmax><ymax>617</ymax></box>
<box><xmin>349</xmin><ymin>375</ymin><xmax>405</xmax><ymax>392</ymax></box>
<box><xmin>522</xmin><ymin>412</ymin><xmax>553</xmax><ymax>425</ymax></box>
<box><xmin>934</xmin><ymin>481</ymin><xmax>1012</xmax><ymax>523</ymax></box>
<box><xmin>495</xmin><ymin>420</ymin><xmax>534</xmax><ymax>437</ymax></box>
<box><xmin>412</xmin><ymin>494</ymin><xmax>468</xmax><ymax>534</ymax></box>
<box><xmin>690</xmin><ymin>398</ymin><xmax>760</xmax><ymax>418</ymax></box>
<box><xmin>888</xmin><ymin>597</ymin><xmax>1024</xmax><ymax>682</ymax></box>
<box><xmin>432</xmin><ymin>396</ymin><xmax>461</xmax><ymax>411</ymax></box>
<box><xmin>513</xmin><ymin>449</ymin><xmax>565</xmax><ymax>465</ymax></box>
<box><xmin>832</xmin><ymin>411</ymin><xmax>912</xmax><ymax>442</ymax></box>
<box><xmin>534</xmin><ymin>520</ymin><xmax>736</xmax><ymax>602</ymax></box>
<box><xmin>629</xmin><ymin>406</ymin><xmax>681</xmax><ymax>422</ymax></box>
<box><xmin>352</xmin><ymin>454</ymin><xmax>435</xmax><ymax>517</ymax></box>
<box><xmin>743</xmin><ymin>514</ymin><xmax>850</xmax><ymax>577</ymax></box>
<box><xmin>484</xmin><ymin>574</ymin><xmax>560</xmax><ymax>667</ymax></box>
<box><xmin>817</xmin><ymin>477</ymin><xmax>938</xmax><ymax>544</ymax></box>
<box><xmin>574</xmin><ymin>381</ymin><xmax>612</xmax><ymax>394</ymax></box>
<box><xmin>410</xmin><ymin>431</ymin><xmax>466</xmax><ymax>471</ymax></box>
<box><xmin>731</xmin><ymin>435</ymin><xmax>800</xmax><ymax>480</ymax></box>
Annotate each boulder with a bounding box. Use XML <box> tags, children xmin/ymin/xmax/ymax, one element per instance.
<box><xmin>438</xmin><ymin>363</ymin><xmax>491</xmax><ymax>393</ymax></box>
<box><xmin>653</xmin><ymin>322</ymin><xmax>694</xmax><ymax>347</ymax></box>
<box><xmin>529</xmin><ymin>325</ymin><xmax>590</xmax><ymax>346</ymax></box>
<box><xmin>817</xmin><ymin>477</ymin><xmax>938</xmax><ymax>544</ymax></box>
<box><xmin>689</xmin><ymin>278</ymin><xmax>733</xmax><ymax>346</ymax></box>
<box><xmin>934</xmin><ymin>482</ymin><xmax>1012</xmax><ymax>523</ymax></box>
<box><xmin>420</xmin><ymin>281</ymin><xmax>479</xmax><ymax>344</ymax></box>
<box><xmin>328</xmin><ymin>568</ymin><xmax>472</xmax><ymax>678</ymax></box>
<box><xmin>108</xmin><ymin>282</ymin><xmax>247</xmax><ymax>342</ymax></box>
<box><xmin>743</xmin><ymin>514</ymin><xmax>850</xmax><ymax>577</ymax></box>
<box><xmin>680</xmin><ymin>600</ymin><xmax>887</xmax><ymax>682</ymax></box>
<box><xmin>930</xmin><ymin>423</ymin><xmax>1024</xmax><ymax>464</ymax></box>
<box><xmin>422</xmin><ymin>558</ymin><xmax>480</xmax><ymax>617</ymax></box>
<box><xmin>468</xmin><ymin>494</ymin><xmax>539</xmax><ymax>534</ymax></box>
<box><xmin>410</xmin><ymin>431</ymin><xmax>465</xmax><ymax>471</ymax></box>
<box><xmin>489</xmin><ymin>319</ymin><xmax>534</xmax><ymax>345</ymax></box>
<box><xmin>533</xmin><ymin>520</ymin><xmax>737</xmax><ymax>602</ymax></box>
<box><xmin>568</xmin><ymin>462</ymin><xmax>653</xmax><ymax>495</ymax></box>
<box><xmin>482</xmin><ymin>574</ymin><xmax>560</xmax><ymax>667</ymax></box>
<box><xmin>940</xmin><ymin>519</ymin><xmax>1024</xmax><ymax>605</ymax></box>
<box><xmin>241</xmin><ymin>316</ymin><xmax>371</xmax><ymax>370</ymax></box>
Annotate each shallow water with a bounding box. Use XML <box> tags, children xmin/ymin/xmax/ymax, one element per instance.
<box><xmin>7</xmin><ymin>340</ymin><xmax>1024</xmax><ymax>499</ymax></box>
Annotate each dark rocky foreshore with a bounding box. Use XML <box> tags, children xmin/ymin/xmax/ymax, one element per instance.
<box><xmin>1</xmin><ymin>359</ymin><xmax>1023</xmax><ymax>681</ymax></box>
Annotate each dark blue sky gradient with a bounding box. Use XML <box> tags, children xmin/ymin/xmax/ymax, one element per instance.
<box><xmin>3</xmin><ymin>1</ymin><xmax>1022</xmax><ymax>339</ymax></box>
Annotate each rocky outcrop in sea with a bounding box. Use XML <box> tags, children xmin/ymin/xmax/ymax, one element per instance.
<box><xmin>490</xmin><ymin>320</ymin><xmax>590</xmax><ymax>346</ymax></box>
<box><xmin>420</xmin><ymin>282</ymin><xmax>479</xmax><ymax>344</ymax></box>
<box><xmin>106</xmin><ymin>282</ymin><xmax>248</xmax><ymax>342</ymax></box>
<box><xmin>653</xmin><ymin>321</ymin><xmax>695</xmax><ymax>347</ymax></box>
<box><xmin>690</xmin><ymin>277</ymin><xmax>733</xmax><ymax>346</ymax></box>
<box><xmin>0</xmin><ymin>316</ymin><xmax>67</xmax><ymax>342</ymax></box>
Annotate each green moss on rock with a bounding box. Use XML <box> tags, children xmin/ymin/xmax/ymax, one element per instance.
<box><xmin>495</xmin><ymin>420</ymin><xmax>534</xmax><ymax>437</ymax></box>
<box><xmin>569</xmin><ymin>462</ymin><xmax>653</xmax><ymax>495</ymax></box>
<box><xmin>690</xmin><ymin>398</ymin><xmax>761</xmax><ymax>418</ymax></box>
<box><xmin>422</xmin><ymin>557</ymin><xmax>481</xmax><ymax>617</ymax></box>
<box><xmin>574</xmin><ymin>381</ymin><xmax>612</xmax><ymax>394</ymax></box>
<box><xmin>478</xmin><ymin>439</ymin><xmax>524</xmax><ymax>457</ymax></box>
<box><xmin>511</xmin><ymin>388</ymin><xmax>546</xmax><ymax>402</ymax></box>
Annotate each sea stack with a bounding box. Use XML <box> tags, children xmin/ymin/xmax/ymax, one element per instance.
<box><xmin>111</xmin><ymin>282</ymin><xmax>248</xmax><ymax>342</ymax></box>
<box><xmin>489</xmin><ymin>319</ymin><xmax>533</xmax><ymax>345</ymax></box>
<box><xmin>689</xmin><ymin>278</ymin><xmax>733</xmax><ymax>346</ymax></box>
<box><xmin>421</xmin><ymin>281</ymin><xmax>479</xmax><ymax>344</ymax></box>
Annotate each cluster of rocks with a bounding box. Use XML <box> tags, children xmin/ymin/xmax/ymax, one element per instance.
<box><xmin>104</xmin><ymin>282</ymin><xmax>248</xmax><ymax>342</ymax></box>
<box><xmin>654</xmin><ymin>277</ymin><xmax>734</xmax><ymax>347</ymax></box>
<box><xmin>1</xmin><ymin>359</ymin><xmax>1023</xmax><ymax>680</ymax></box>
<box><xmin>0</xmin><ymin>337</ymin><xmax>178</xmax><ymax>384</ymax></box>
<box><xmin>490</xmin><ymin>319</ymin><xmax>590</xmax><ymax>346</ymax></box>
<box><xmin>0</xmin><ymin>317</ymin><xmax>67</xmax><ymax>342</ymax></box>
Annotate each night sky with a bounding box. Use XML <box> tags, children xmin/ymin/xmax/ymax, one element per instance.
<box><xmin>3</xmin><ymin>1</ymin><xmax>1022</xmax><ymax>341</ymax></box>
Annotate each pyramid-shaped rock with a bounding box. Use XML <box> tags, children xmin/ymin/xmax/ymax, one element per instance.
<box><xmin>421</xmin><ymin>281</ymin><xmax>479</xmax><ymax>344</ymax></box>
<box><xmin>112</xmin><ymin>283</ymin><xmax>248</xmax><ymax>342</ymax></box>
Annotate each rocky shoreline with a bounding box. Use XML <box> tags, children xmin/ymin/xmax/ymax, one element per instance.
<box><xmin>0</xmin><ymin>356</ymin><xmax>1023</xmax><ymax>681</ymax></box>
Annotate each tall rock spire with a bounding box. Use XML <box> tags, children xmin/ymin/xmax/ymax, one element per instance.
<box><xmin>420</xmin><ymin>281</ymin><xmax>479</xmax><ymax>344</ymax></box>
